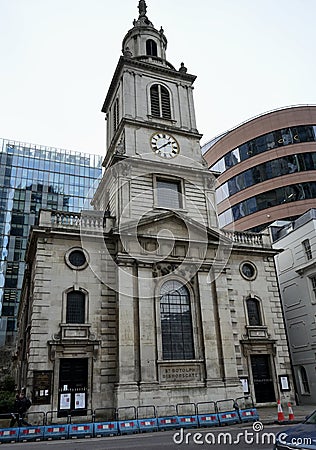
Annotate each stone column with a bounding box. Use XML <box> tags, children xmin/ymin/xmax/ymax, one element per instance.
<box><xmin>213</xmin><ymin>268</ymin><xmax>239</xmax><ymax>386</ymax></box>
<box><xmin>197</xmin><ymin>271</ymin><xmax>222</xmax><ymax>385</ymax></box>
<box><xmin>138</xmin><ymin>265</ymin><xmax>158</xmax><ymax>392</ymax></box>
<box><xmin>115</xmin><ymin>264</ymin><xmax>138</xmax><ymax>405</ymax></box>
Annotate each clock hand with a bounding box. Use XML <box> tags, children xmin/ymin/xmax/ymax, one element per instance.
<box><xmin>157</xmin><ymin>141</ymin><xmax>171</xmax><ymax>150</ymax></box>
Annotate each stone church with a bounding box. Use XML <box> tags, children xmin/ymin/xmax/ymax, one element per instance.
<box><xmin>15</xmin><ymin>1</ymin><xmax>293</xmax><ymax>416</ymax></box>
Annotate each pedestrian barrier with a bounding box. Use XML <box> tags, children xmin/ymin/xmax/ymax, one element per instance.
<box><xmin>176</xmin><ymin>403</ymin><xmax>199</xmax><ymax>429</ymax></box>
<box><xmin>68</xmin><ymin>408</ymin><xmax>94</xmax><ymax>439</ymax></box>
<box><xmin>18</xmin><ymin>425</ymin><xmax>45</xmax><ymax>442</ymax></box>
<box><xmin>43</xmin><ymin>424</ymin><xmax>69</xmax><ymax>440</ymax></box>
<box><xmin>137</xmin><ymin>405</ymin><xmax>158</xmax><ymax>433</ymax></box>
<box><xmin>196</xmin><ymin>401</ymin><xmax>219</xmax><ymax>427</ymax></box>
<box><xmin>68</xmin><ymin>423</ymin><xmax>94</xmax><ymax>439</ymax></box>
<box><xmin>117</xmin><ymin>406</ymin><xmax>139</xmax><ymax>434</ymax></box>
<box><xmin>0</xmin><ymin>414</ymin><xmax>19</xmax><ymax>443</ymax></box>
<box><xmin>93</xmin><ymin>408</ymin><xmax>118</xmax><ymax>437</ymax></box>
<box><xmin>0</xmin><ymin>395</ymin><xmax>262</xmax><ymax>443</ymax></box>
<box><xmin>156</xmin><ymin>405</ymin><xmax>180</xmax><ymax>431</ymax></box>
<box><xmin>235</xmin><ymin>396</ymin><xmax>259</xmax><ymax>423</ymax></box>
<box><xmin>0</xmin><ymin>427</ymin><xmax>19</xmax><ymax>443</ymax></box>
<box><xmin>216</xmin><ymin>399</ymin><xmax>241</xmax><ymax>425</ymax></box>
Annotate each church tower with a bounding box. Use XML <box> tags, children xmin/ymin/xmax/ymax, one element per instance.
<box><xmin>93</xmin><ymin>1</ymin><xmax>218</xmax><ymax>232</ymax></box>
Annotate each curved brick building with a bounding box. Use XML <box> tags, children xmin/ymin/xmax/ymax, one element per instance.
<box><xmin>202</xmin><ymin>105</ymin><xmax>316</xmax><ymax>231</ymax></box>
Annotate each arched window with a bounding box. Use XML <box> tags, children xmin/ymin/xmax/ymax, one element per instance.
<box><xmin>160</xmin><ymin>280</ymin><xmax>194</xmax><ymax>360</ymax></box>
<box><xmin>66</xmin><ymin>290</ymin><xmax>85</xmax><ymax>324</ymax></box>
<box><xmin>298</xmin><ymin>366</ymin><xmax>310</xmax><ymax>394</ymax></box>
<box><xmin>146</xmin><ymin>39</ymin><xmax>157</xmax><ymax>56</ymax></box>
<box><xmin>150</xmin><ymin>84</ymin><xmax>171</xmax><ymax>119</ymax></box>
<box><xmin>246</xmin><ymin>298</ymin><xmax>262</xmax><ymax>326</ymax></box>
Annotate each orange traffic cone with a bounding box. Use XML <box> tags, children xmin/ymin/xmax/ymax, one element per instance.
<box><xmin>277</xmin><ymin>399</ymin><xmax>285</xmax><ymax>422</ymax></box>
<box><xmin>288</xmin><ymin>403</ymin><xmax>295</xmax><ymax>421</ymax></box>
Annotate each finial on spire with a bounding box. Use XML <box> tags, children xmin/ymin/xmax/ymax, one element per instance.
<box><xmin>138</xmin><ymin>0</ymin><xmax>147</xmax><ymax>17</ymax></box>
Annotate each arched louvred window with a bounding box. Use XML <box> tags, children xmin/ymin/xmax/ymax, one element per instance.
<box><xmin>150</xmin><ymin>84</ymin><xmax>171</xmax><ymax>119</ymax></box>
<box><xmin>146</xmin><ymin>39</ymin><xmax>158</xmax><ymax>56</ymax></box>
<box><xmin>160</xmin><ymin>280</ymin><xmax>194</xmax><ymax>360</ymax></box>
<box><xmin>246</xmin><ymin>298</ymin><xmax>262</xmax><ymax>326</ymax></box>
<box><xmin>66</xmin><ymin>290</ymin><xmax>85</xmax><ymax>324</ymax></box>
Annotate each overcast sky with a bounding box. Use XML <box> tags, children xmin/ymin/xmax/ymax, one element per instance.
<box><xmin>1</xmin><ymin>0</ymin><xmax>316</xmax><ymax>156</ymax></box>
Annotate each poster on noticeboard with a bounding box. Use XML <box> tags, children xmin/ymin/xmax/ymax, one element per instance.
<box><xmin>60</xmin><ymin>393</ymin><xmax>71</xmax><ymax>409</ymax></box>
<box><xmin>75</xmin><ymin>392</ymin><xmax>86</xmax><ymax>409</ymax></box>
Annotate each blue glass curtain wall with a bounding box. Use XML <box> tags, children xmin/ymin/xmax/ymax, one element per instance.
<box><xmin>211</xmin><ymin>125</ymin><xmax>316</xmax><ymax>174</ymax></box>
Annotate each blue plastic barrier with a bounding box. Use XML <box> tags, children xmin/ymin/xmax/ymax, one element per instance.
<box><xmin>117</xmin><ymin>406</ymin><xmax>139</xmax><ymax>435</ymax></box>
<box><xmin>156</xmin><ymin>405</ymin><xmax>180</xmax><ymax>431</ymax></box>
<box><xmin>197</xmin><ymin>401</ymin><xmax>219</xmax><ymax>427</ymax></box>
<box><xmin>93</xmin><ymin>408</ymin><xmax>118</xmax><ymax>437</ymax></box>
<box><xmin>94</xmin><ymin>421</ymin><xmax>119</xmax><ymax>437</ymax></box>
<box><xmin>176</xmin><ymin>403</ymin><xmax>198</xmax><ymax>429</ymax></box>
<box><xmin>68</xmin><ymin>423</ymin><xmax>93</xmax><ymax>438</ymax></box>
<box><xmin>118</xmin><ymin>419</ymin><xmax>139</xmax><ymax>434</ymax></box>
<box><xmin>0</xmin><ymin>427</ymin><xmax>19</xmax><ymax>443</ymax></box>
<box><xmin>44</xmin><ymin>424</ymin><xmax>69</xmax><ymax>440</ymax></box>
<box><xmin>138</xmin><ymin>418</ymin><xmax>158</xmax><ymax>432</ymax></box>
<box><xmin>137</xmin><ymin>405</ymin><xmax>158</xmax><ymax>433</ymax></box>
<box><xmin>235</xmin><ymin>396</ymin><xmax>259</xmax><ymax>423</ymax></box>
<box><xmin>18</xmin><ymin>425</ymin><xmax>45</xmax><ymax>442</ymax></box>
<box><xmin>216</xmin><ymin>399</ymin><xmax>241</xmax><ymax>425</ymax></box>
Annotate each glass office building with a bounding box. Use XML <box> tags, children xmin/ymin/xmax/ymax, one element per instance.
<box><xmin>0</xmin><ymin>138</ymin><xmax>102</xmax><ymax>345</ymax></box>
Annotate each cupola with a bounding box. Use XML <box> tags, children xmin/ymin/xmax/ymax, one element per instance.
<box><xmin>122</xmin><ymin>1</ymin><xmax>173</xmax><ymax>69</ymax></box>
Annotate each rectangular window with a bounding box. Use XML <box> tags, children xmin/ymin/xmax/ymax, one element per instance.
<box><xmin>302</xmin><ymin>239</ymin><xmax>312</xmax><ymax>260</ymax></box>
<box><xmin>156</xmin><ymin>179</ymin><xmax>182</xmax><ymax>209</ymax></box>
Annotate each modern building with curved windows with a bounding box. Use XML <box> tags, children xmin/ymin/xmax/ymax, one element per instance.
<box><xmin>202</xmin><ymin>105</ymin><xmax>316</xmax><ymax>231</ymax></box>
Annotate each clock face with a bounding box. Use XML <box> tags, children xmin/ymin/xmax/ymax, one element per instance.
<box><xmin>151</xmin><ymin>133</ymin><xmax>179</xmax><ymax>159</ymax></box>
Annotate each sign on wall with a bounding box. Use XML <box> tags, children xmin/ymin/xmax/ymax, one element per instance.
<box><xmin>32</xmin><ymin>371</ymin><xmax>52</xmax><ymax>405</ymax></box>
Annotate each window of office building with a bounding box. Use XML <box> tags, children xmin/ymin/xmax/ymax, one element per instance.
<box><xmin>210</xmin><ymin>125</ymin><xmax>316</xmax><ymax>174</ymax></box>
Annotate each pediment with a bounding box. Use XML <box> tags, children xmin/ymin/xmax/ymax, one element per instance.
<box><xmin>115</xmin><ymin>211</ymin><xmax>224</xmax><ymax>243</ymax></box>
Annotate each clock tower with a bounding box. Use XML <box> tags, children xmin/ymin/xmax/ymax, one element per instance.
<box><xmin>94</xmin><ymin>1</ymin><xmax>218</xmax><ymax>230</ymax></box>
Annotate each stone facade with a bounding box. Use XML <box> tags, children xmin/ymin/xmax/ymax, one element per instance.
<box><xmin>273</xmin><ymin>209</ymin><xmax>316</xmax><ymax>404</ymax></box>
<box><xmin>15</xmin><ymin>1</ymin><xmax>294</xmax><ymax>417</ymax></box>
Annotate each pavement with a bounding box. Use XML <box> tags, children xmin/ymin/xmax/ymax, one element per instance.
<box><xmin>256</xmin><ymin>403</ymin><xmax>316</xmax><ymax>425</ymax></box>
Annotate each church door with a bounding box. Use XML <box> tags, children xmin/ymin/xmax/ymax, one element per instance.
<box><xmin>250</xmin><ymin>355</ymin><xmax>276</xmax><ymax>403</ymax></box>
<box><xmin>58</xmin><ymin>358</ymin><xmax>88</xmax><ymax>416</ymax></box>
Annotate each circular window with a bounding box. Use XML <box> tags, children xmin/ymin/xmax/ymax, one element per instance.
<box><xmin>65</xmin><ymin>248</ymin><xmax>88</xmax><ymax>270</ymax></box>
<box><xmin>240</xmin><ymin>261</ymin><xmax>257</xmax><ymax>280</ymax></box>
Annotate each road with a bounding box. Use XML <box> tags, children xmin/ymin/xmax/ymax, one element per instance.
<box><xmin>0</xmin><ymin>423</ymin><xmax>288</xmax><ymax>449</ymax></box>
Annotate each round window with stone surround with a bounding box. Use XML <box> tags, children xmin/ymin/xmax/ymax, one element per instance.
<box><xmin>240</xmin><ymin>261</ymin><xmax>257</xmax><ymax>280</ymax></box>
<box><xmin>65</xmin><ymin>248</ymin><xmax>89</xmax><ymax>270</ymax></box>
